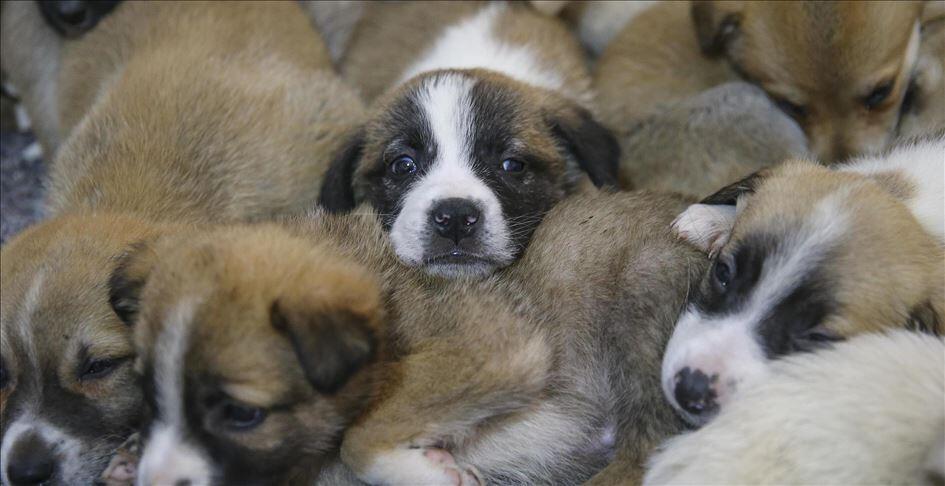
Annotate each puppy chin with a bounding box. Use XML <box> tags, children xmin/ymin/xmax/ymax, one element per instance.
<box><xmin>422</xmin><ymin>256</ymin><xmax>503</xmax><ymax>279</ymax></box>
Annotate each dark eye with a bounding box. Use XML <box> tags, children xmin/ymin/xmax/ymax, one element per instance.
<box><xmin>772</xmin><ymin>96</ymin><xmax>807</xmax><ymax>120</ymax></box>
<box><xmin>864</xmin><ymin>81</ymin><xmax>893</xmax><ymax>110</ymax></box>
<box><xmin>500</xmin><ymin>158</ymin><xmax>525</xmax><ymax>173</ymax></box>
<box><xmin>804</xmin><ymin>329</ymin><xmax>841</xmax><ymax>344</ymax></box>
<box><xmin>221</xmin><ymin>402</ymin><xmax>267</xmax><ymax>431</ymax></box>
<box><xmin>713</xmin><ymin>258</ymin><xmax>734</xmax><ymax>290</ymax></box>
<box><xmin>80</xmin><ymin>358</ymin><xmax>120</xmax><ymax>380</ymax></box>
<box><xmin>389</xmin><ymin>155</ymin><xmax>417</xmax><ymax>176</ymax></box>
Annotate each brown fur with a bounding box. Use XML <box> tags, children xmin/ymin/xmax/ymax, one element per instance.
<box><xmin>0</xmin><ymin>2</ymin><xmax>361</xmax><ymax>483</ymax></box>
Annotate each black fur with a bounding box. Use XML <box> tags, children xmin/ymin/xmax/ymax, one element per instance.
<box><xmin>318</xmin><ymin>129</ymin><xmax>365</xmax><ymax>214</ymax></box>
<box><xmin>700</xmin><ymin>168</ymin><xmax>769</xmax><ymax>205</ymax></box>
<box><xmin>270</xmin><ymin>301</ymin><xmax>375</xmax><ymax>394</ymax></box>
<box><xmin>547</xmin><ymin>106</ymin><xmax>621</xmax><ymax>188</ymax></box>
<box><xmin>906</xmin><ymin>300</ymin><xmax>942</xmax><ymax>335</ymax></box>
<box><xmin>37</xmin><ymin>0</ymin><xmax>123</xmax><ymax>38</ymax></box>
<box><xmin>107</xmin><ymin>245</ymin><xmax>149</xmax><ymax>326</ymax></box>
<box><xmin>691</xmin><ymin>2</ymin><xmax>741</xmax><ymax>57</ymax></box>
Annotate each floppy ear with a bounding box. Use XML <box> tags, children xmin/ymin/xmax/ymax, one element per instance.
<box><xmin>108</xmin><ymin>241</ymin><xmax>159</xmax><ymax>326</ymax></box>
<box><xmin>318</xmin><ymin>129</ymin><xmax>366</xmax><ymax>214</ymax></box>
<box><xmin>271</xmin><ymin>299</ymin><xmax>376</xmax><ymax>394</ymax></box>
<box><xmin>548</xmin><ymin>105</ymin><xmax>621</xmax><ymax>188</ymax></box>
<box><xmin>691</xmin><ymin>1</ymin><xmax>744</xmax><ymax>57</ymax></box>
<box><xmin>673</xmin><ymin>169</ymin><xmax>768</xmax><ymax>256</ymax></box>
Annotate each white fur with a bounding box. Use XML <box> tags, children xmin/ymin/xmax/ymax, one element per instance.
<box><xmin>672</xmin><ymin>204</ymin><xmax>737</xmax><ymax>257</ymax></box>
<box><xmin>647</xmin><ymin>330</ymin><xmax>945</xmax><ymax>485</ymax></box>
<box><xmin>389</xmin><ymin>74</ymin><xmax>512</xmax><ymax>275</ymax></box>
<box><xmin>136</xmin><ymin>298</ymin><xmax>213</xmax><ymax>486</ymax></box>
<box><xmin>13</xmin><ymin>269</ymin><xmax>45</xmax><ymax>367</ymax></box>
<box><xmin>0</xmin><ymin>416</ymin><xmax>84</xmax><ymax>485</ymax></box>
<box><xmin>662</xmin><ymin>193</ymin><xmax>851</xmax><ymax>424</ymax></box>
<box><xmin>399</xmin><ymin>4</ymin><xmax>562</xmax><ymax>92</ymax></box>
<box><xmin>840</xmin><ymin>136</ymin><xmax>945</xmax><ymax>244</ymax></box>
<box><xmin>358</xmin><ymin>448</ymin><xmax>473</xmax><ymax>486</ymax></box>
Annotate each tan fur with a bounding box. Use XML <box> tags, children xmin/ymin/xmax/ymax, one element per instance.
<box><xmin>900</xmin><ymin>5</ymin><xmax>945</xmax><ymax>138</ymax></box>
<box><xmin>341</xmin><ymin>1</ymin><xmax>590</xmax><ymax>105</ymax></box>
<box><xmin>0</xmin><ymin>2</ymin><xmax>361</xmax><ymax>482</ymax></box>
<box><xmin>596</xmin><ymin>1</ymin><xmax>925</xmax><ymax>165</ymax></box>
<box><xmin>728</xmin><ymin>160</ymin><xmax>944</xmax><ymax>336</ymax></box>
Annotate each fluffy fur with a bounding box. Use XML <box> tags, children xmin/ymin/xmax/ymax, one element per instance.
<box><xmin>0</xmin><ymin>3</ymin><xmax>362</xmax><ymax>484</ymax></box>
<box><xmin>646</xmin><ymin>330</ymin><xmax>945</xmax><ymax>485</ymax></box>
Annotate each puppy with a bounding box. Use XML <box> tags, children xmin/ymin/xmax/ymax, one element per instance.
<box><xmin>646</xmin><ymin>330</ymin><xmax>945</xmax><ymax>485</ymax></box>
<box><xmin>321</xmin><ymin>1</ymin><xmax>620</xmax><ymax>279</ymax></box>
<box><xmin>596</xmin><ymin>1</ymin><xmax>931</xmax><ymax>164</ymax></box>
<box><xmin>0</xmin><ymin>2</ymin><xmax>362</xmax><ymax>484</ymax></box>
<box><xmin>116</xmin><ymin>190</ymin><xmax>703</xmax><ymax>485</ymax></box>
<box><xmin>38</xmin><ymin>0</ymin><xmax>122</xmax><ymax>38</ymax></box>
<box><xmin>664</xmin><ymin>136</ymin><xmax>945</xmax><ymax>427</ymax></box>
<box><xmin>111</xmin><ymin>223</ymin><xmax>386</xmax><ymax>485</ymax></box>
<box><xmin>899</xmin><ymin>3</ymin><xmax>945</xmax><ymax>139</ymax></box>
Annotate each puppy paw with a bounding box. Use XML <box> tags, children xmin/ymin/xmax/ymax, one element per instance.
<box><xmin>423</xmin><ymin>449</ymin><xmax>481</xmax><ymax>486</ymax></box>
<box><xmin>672</xmin><ymin>204</ymin><xmax>735</xmax><ymax>257</ymax></box>
<box><xmin>359</xmin><ymin>447</ymin><xmax>479</xmax><ymax>485</ymax></box>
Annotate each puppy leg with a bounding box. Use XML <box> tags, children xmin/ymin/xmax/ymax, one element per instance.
<box><xmin>342</xmin><ymin>335</ymin><xmax>550</xmax><ymax>485</ymax></box>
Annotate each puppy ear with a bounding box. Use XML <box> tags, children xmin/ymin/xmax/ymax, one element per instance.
<box><xmin>108</xmin><ymin>241</ymin><xmax>159</xmax><ymax>326</ymax></box>
<box><xmin>691</xmin><ymin>1</ymin><xmax>743</xmax><ymax>57</ymax></box>
<box><xmin>548</xmin><ymin>105</ymin><xmax>621</xmax><ymax>188</ymax></box>
<box><xmin>673</xmin><ymin>169</ymin><xmax>768</xmax><ymax>255</ymax></box>
<box><xmin>271</xmin><ymin>299</ymin><xmax>376</xmax><ymax>394</ymax></box>
<box><xmin>700</xmin><ymin>168</ymin><xmax>768</xmax><ymax>205</ymax></box>
<box><xmin>318</xmin><ymin>129</ymin><xmax>366</xmax><ymax>214</ymax></box>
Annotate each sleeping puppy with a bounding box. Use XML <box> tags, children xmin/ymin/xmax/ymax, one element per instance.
<box><xmin>646</xmin><ymin>330</ymin><xmax>945</xmax><ymax>485</ymax></box>
<box><xmin>321</xmin><ymin>1</ymin><xmax>619</xmax><ymax>279</ymax></box>
<box><xmin>664</xmin><ymin>136</ymin><xmax>945</xmax><ymax>427</ymax></box>
<box><xmin>114</xmin><ymin>224</ymin><xmax>386</xmax><ymax>486</ymax></box>
<box><xmin>38</xmin><ymin>0</ymin><xmax>122</xmax><ymax>38</ymax></box>
<box><xmin>596</xmin><ymin>1</ymin><xmax>931</xmax><ymax>164</ymax></box>
<box><xmin>116</xmin><ymin>190</ymin><xmax>703</xmax><ymax>485</ymax></box>
<box><xmin>0</xmin><ymin>2</ymin><xmax>362</xmax><ymax>485</ymax></box>
<box><xmin>899</xmin><ymin>3</ymin><xmax>945</xmax><ymax>139</ymax></box>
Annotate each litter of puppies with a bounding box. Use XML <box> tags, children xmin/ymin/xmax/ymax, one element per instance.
<box><xmin>0</xmin><ymin>1</ymin><xmax>942</xmax><ymax>485</ymax></box>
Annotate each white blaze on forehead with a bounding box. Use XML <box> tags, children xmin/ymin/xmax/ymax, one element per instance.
<box><xmin>12</xmin><ymin>269</ymin><xmax>46</xmax><ymax>368</ymax></box>
<box><xmin>662</xmin><ymin>192</ymin><xmax>852</xmax><ymax>419</ymax></box>
<box><xmin>136</xmin><ymin>298</ymin><xmax>213</xmax><ymax>486</ymax></box>
<box><xmin>388</xmin><ymin>75</ymin><xmax>511</xmax><ymax>268</ymax></box>
<box><xmin>399</xmin><ymin>3</ymin><xmax>563</xmax><ymax>91</ymax></box>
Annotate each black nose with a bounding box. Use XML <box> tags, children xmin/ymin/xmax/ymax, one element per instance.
<box><xmin>673</xmin><ymin>367</ymin><xmax>719</xmax><ymax>417</ymax></box>
<box><xmin>430</xmin><ymin>198</ymin><xmax>481</xmax><ymax>244</ymax></box>
<box><xmin>6</xmin><ymin>433</ymin><xmax>56</xmax><ymax>485</ymax></box>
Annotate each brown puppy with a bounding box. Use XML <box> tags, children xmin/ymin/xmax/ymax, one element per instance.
<box><xmin>121</xmin><ymin>189</ymin><xmax>705</xmax><ymax>485</ymax></box>
<box><xmin>0</xmin><ymin>2</ymin><xmax>362</xmax><ymax>485</ymax></box>
<box><xmin>596</xmin><ymin>1</ymin><xmax>930</xmax><ymax>165</ymax></box>
<box><xmin>664</xmin><ymin>136</ymin><xmax>944</xmax><ymax>427</ymax></box>
<box><xmin>322</xmin><ymin>1</ymin><xmax>619</xmax><ymax>279</ymax></box>
<box><xmin>899</xmin><ymin>3</ymin><xmax>945</xmax><ymax>138</ymax></box>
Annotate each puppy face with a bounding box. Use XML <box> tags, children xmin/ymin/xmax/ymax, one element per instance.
<box><xmin>37</xmin><ymin>0</ymin><xmax>123</xmax><ymax>38</ymax></box>
<box><xmin>0</xmin><ymin>215</ymin><xmax>153</xmax><ymax>486</ymax></box>
<box><xmin>119</xmin><ymin>226</ymin><xmax>382</xmax><ymax>485</ymax></box>
<box><xmin>693</xmin><ymin>1</ymin><xmax>923</xmax><ymax>162</ymax></box>
<box><xmin>664</xmin><ymin>159</ymin><xmax>943</xmax><ymax>426</ymax></box>
<box><xmin>320</xmin><ymin>70</ymin><xmax>618</xmax><ymax>279</ymax></box>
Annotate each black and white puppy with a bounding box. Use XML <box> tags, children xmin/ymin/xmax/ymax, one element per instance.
<box><xmin>321</xmin><ymin>2</ymin><xmax>619</xmax><ymax>279</ymax></box>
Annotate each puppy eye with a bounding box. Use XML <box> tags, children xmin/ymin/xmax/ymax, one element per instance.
<box><xmin>221</xmin><ymin>402</ymin><xmax>267</xmax><ymax>431</ymax></box>
<box><xmin>772</xmin><ymin>96</ymin><xmax>807</xmax><ymax>120</ymax></box>
<box><xmin>389</xmin><ymin>155</ymin><xmax>417</xmax><ymax>176</ymax></box>
<box><xmin>500</xmin><ymin>158</ymin><xmax>525</xmax><ymax>173</ymax></box>
<box><xmin>863</xmin><ymin>81</ymin><xmax>893</xmax><ymax>110</ymax></box>
<box><xmin>80</xmin><ymin>357</ymin><xmax>120</xmax><ymax>380</ymax></box>
<box><xmin>712</xmin><ymin>258</ymin><xmax>734</xmax><ymax>290</ymax></box>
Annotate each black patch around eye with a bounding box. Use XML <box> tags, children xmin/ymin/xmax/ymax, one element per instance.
<box><xmin>757</xmin><ymin>270</ymin><xmax>836</xmax><ymax>359</ymax></box>
<box><xmin>772</xmin><ymin>96</ymin><xmax>807</xmax><ymax>120</ymax></box>
<box><xmin>693</xmin><ymin>234</ymin><xmax>771</xmax><ymax>316</ymax></box>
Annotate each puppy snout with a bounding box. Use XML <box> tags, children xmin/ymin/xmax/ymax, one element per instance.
<box><xmin>6</xmin><ymin>433</ymin><xmax>56</xmax><ymax>485</ymax></box>
<box><xmin>430</xmin><ymin>198</ymin><xmax>481</xmax><ymax>244</ymax></box>
<box><xmin>673</xmin><ymin>367</ymin><xmax>720</xmax><ymax>419</ymax></box>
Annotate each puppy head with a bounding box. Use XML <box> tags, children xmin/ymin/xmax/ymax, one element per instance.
<box><xmin>665</xmin><ymin>159</ymin><xmax>943</xmax><ymax>426</ymax></box>
<box><xmin>37</xmin><ymin>0</ymin><xmax>123</xmax><ymax>38</ymax></box>
<box><xmin>319</xmin><ymin>69</ymin><xmax>619</xmax><ymax>279</ymax></box>
<box><xmin>0</xmin><ymin>214</ymin><xmax>164</xmax><ymax>486</ymax></box>
<box><xmin>693</xmin><ymin>1</ymin><xmax>924</xmax><ymax>162</ymax></box>
<box><xmin>118</xmin><ymin>225</ymin><xmax>382</xmax><ymax>485</ymax></box>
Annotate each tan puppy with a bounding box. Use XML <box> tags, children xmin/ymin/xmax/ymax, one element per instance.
<box><xmin>118</xmin><ymin>190</ymin><xmax>705</xmax><ymax>485</ymax></box>
<box><xmin>664</xmin><ymin>136</ymin><xmax>944</xmax><ymax>427</ymax></box>
<box><xmin>900</xmin><ymin>4</ymin><xmax>945</xmax><ymax>138</ymax></box>
<box><xmin>596</xmin><ymin>1</ymin><xmax>930</xmax><ymax>165</ymax></box>
<box><xmin>0</xmin><ymin>2</ymin><xmax>362</xmax><ymax>485</ymax></box>
<box><xmin>322</xmin><ymin>1</ymin><xmax>619</xmax><ymax>279</ymax></box>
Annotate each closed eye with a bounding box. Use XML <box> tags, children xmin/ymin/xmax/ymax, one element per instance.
<box><xmin>863</xmin><ymin>80</ymin><xmax>895</xmax><ymax>110</ymax></box>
